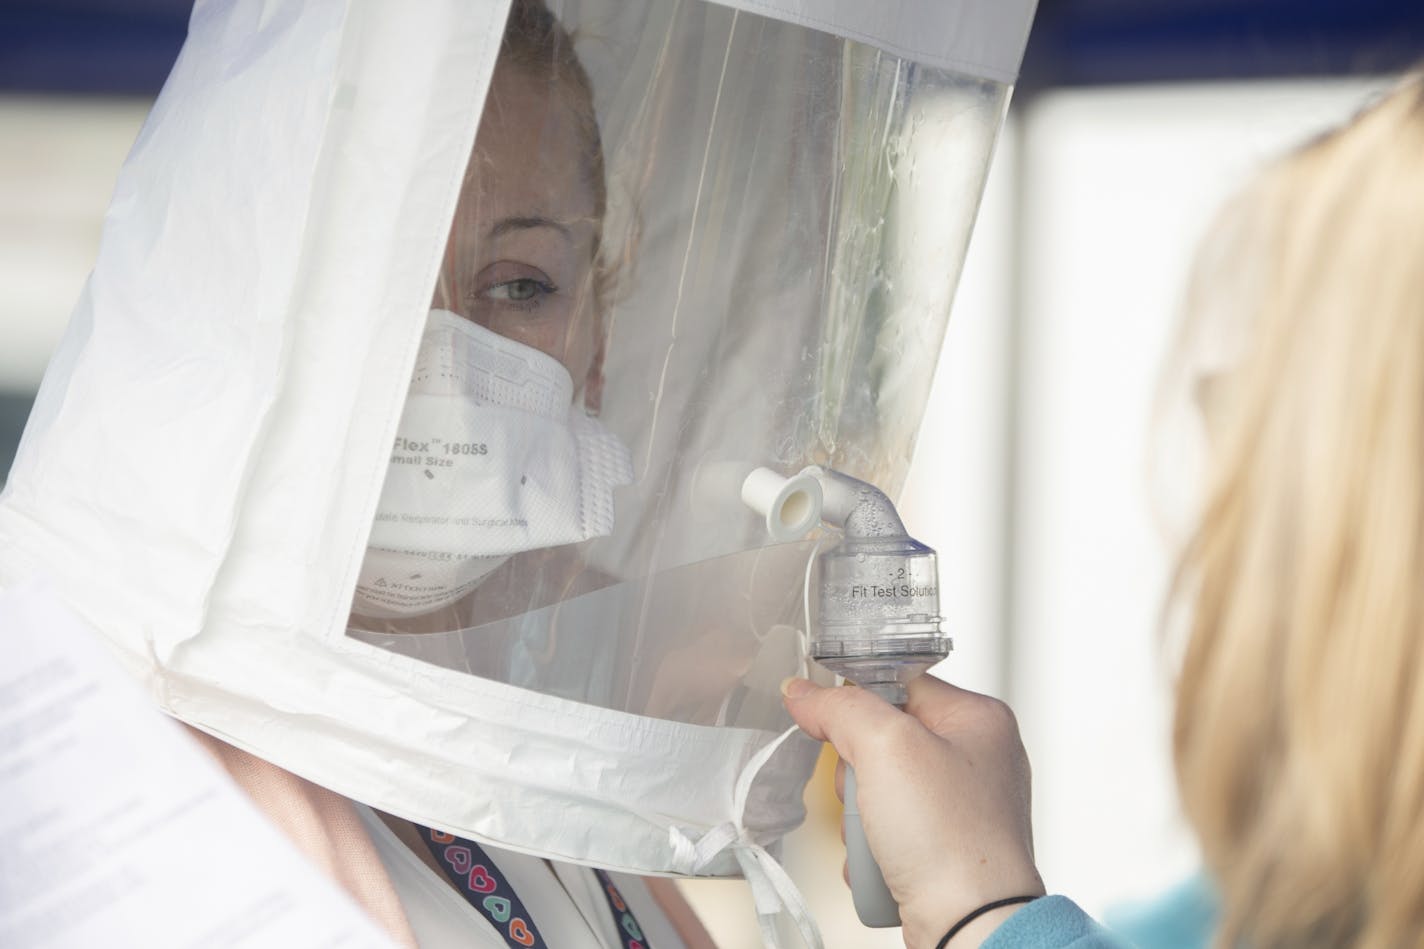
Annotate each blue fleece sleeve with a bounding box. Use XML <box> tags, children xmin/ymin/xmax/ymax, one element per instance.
<box><xmin>979</xmin><ymin>896</ymin><xmax>1131</xmax><ymax>948</ymax></box>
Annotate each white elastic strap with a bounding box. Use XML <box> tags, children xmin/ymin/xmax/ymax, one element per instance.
<box><xmin>669</xmin><ymin>725</ymin><xmax>824</xmax><ymax>949</ymax></box>
<box><xmin>734</xmin><ymin>841</ymin><xmax>823</xmax><ymax>949</ymax></box>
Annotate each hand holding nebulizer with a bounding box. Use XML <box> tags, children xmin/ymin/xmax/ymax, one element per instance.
<box><xmin>741</xmin><ymin>465</ymin><xmax>952</xmax><ymax>928</ymax></box>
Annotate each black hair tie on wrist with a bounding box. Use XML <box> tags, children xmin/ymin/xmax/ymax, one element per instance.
<box><xmin>934</xmin><ymin>895</ymin><xmax>1040</xmax><ymax>949</ymax></box>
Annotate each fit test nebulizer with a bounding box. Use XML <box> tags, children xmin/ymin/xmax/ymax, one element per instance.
<box><xmin>741</xmin><ymin>464</ymin><xmax>952</xmax><ymax>928</ymax></box>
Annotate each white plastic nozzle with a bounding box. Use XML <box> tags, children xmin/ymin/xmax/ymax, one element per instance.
<box><xmin>740</xmin><ymin>467</ymin><xmax>823</xmax><ymax>542</ymax></box>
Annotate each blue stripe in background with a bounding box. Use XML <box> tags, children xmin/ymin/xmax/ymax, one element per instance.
<box><xmin>1</xmin><ymin>0</ymin><xmax>1423</xmax><ymax>97</ymax></box>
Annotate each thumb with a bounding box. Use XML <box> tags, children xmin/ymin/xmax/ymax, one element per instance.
<box><xmin>780</xmin><ymin>677</ymin><xmax>906</xmax><ymax>769</ymax></box>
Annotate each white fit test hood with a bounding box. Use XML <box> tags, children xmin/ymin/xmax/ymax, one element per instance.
<box><xmin>0</xmin><ymin>0</ymin><xmax>1034</xmax><ymax>943</ymax></box>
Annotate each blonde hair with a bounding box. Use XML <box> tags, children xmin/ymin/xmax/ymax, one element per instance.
<box><xmin>1172</xmin><ymin>73</ymin><xmax>1424</xmax><ymax>949</ymax></box>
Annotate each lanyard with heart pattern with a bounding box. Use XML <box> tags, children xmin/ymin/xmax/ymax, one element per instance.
<box><xmin>592</xmin><ymin>868</ymin><xmax>651</xmax><ymax>949</ymax></box>
<box><xmin>419</xmin><ymin>825</ymin><xmax>548</xmax><ymax>948</ymax></box>
<box><xmin>418</xmin><ymin>826</ymin><xmax>652</xmax><ymax>948</ymax></box>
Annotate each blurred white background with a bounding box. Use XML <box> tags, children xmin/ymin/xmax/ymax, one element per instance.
<box><xmin>0</xmin><ymin>60</ymin><xmax>1393</xmax><ymax>949</ymax></box>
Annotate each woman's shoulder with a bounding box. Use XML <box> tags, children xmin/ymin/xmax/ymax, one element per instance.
<box><xmin>979</xmin><ymin>874</ymin><xmax>1216</xmax><ymax>949</ymax></box>
<box><xmin>1102</xmin><ymin>874</ymin><xmax>1216</xmax><ymax>949</ymax></box>
<box><xmin>982</xmin><ymin>895</ymin><xmax>1135</xmax><ymax>949</ymax></box>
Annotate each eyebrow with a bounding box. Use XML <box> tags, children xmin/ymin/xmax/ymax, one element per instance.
<box><xmin>488</xmin><ymin>215</ymin><xmax>572</xmax><ymax>241</ymax></box>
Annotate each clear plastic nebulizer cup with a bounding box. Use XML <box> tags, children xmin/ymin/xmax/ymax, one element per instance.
<box><xmin>812</xmin><ymin>532</ymin><xmax>948</xmax><ymax>706</ymax></box>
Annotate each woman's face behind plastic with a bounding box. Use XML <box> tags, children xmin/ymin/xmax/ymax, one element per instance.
<box><xmin>436</xmin><ymin>59</ymin><xmax>603</xmax><ymax>406</ymax></box>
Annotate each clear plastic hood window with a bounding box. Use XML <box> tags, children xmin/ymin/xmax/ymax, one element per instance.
<box><xmin>346</xmin><ymin>0</ymin><xmax>1010</xmax><ymax>728</ymax></box>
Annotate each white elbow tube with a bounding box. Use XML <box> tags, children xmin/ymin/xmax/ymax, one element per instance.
<box><xmin>739</xmin><ymin>466</ymin><xmax>823</xmax><ymax>542</ymax></box>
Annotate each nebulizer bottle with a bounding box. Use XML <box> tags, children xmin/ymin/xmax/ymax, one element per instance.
<box><xmin>741</xmin><ymin>464</ymin><xmax>951</xmax><ymax>928</ymax></box>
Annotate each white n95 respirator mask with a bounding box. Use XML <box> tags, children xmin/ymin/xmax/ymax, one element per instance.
<box><xmin>352</xmin><ymin>308</ymin><xmax>633</xmax><ymax>618</ymax></box>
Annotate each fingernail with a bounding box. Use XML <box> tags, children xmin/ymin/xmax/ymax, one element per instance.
<box><xmin>780</xmin><ymin>676</ymin><xmax>815</xmax><ymax>699</ymax></box>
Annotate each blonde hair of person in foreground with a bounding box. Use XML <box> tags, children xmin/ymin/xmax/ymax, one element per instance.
<box><xmin>1172</xmin><ymin>69</ymin><xmax>1424</xmax><ymax>949</ymax></box>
